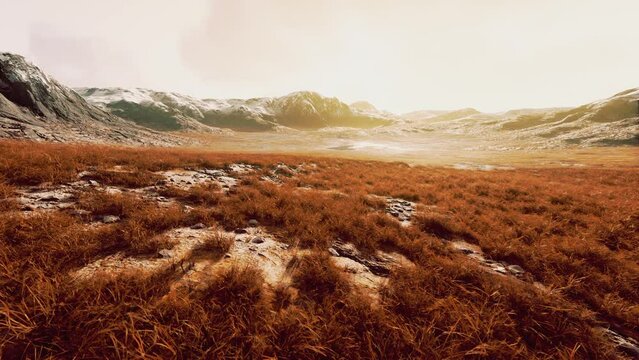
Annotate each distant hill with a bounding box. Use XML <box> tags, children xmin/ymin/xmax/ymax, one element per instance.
<box><xmin>397</xmin><ymin>91</ymin><xmax>639</xmax><ymax>146</ymax></box>
<box><xmin>78</xmin><ymin>88</ymin><xmax>396</xmax><ymax>132</ymax></box>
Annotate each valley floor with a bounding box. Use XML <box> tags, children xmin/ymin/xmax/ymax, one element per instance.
<box><xmin>188</xmin><ymin>131</ymin><xmax>639</xmax><ymax>168</ymax></box>
<box><xmin>0</xmin><ymin>140</ymin><xmax>638</xmax><ymax>359</ymax></box>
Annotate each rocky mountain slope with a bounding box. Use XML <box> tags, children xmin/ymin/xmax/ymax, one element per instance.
<box><xmin>78</xmin><ymin>88</ymin><xmax>395</xmax><ymax>132</ymax></box>
<box><xmin>0</xmin><ymin>53</ymin><xmax>178</xmax><ymax>145</ymax></box>
<box><xmin>393</xmin><ymin>90</ymin><xmax>639</xmax><ymax>147</ymax></box>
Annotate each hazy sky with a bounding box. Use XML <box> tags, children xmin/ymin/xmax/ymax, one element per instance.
<box><xmin>2</xmin><ymin>0</ymin><xmax>638</xmax><ymax>113</ymax></box>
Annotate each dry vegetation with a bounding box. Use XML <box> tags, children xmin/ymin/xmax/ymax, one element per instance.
<box><xmin>0</xmin><ymin>140</ymin><xmax>638</xmax><ymax>359</ymax></box>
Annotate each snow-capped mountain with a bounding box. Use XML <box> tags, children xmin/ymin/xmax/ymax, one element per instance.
<box><xmin>0</xmin><ymin>53</ymin><xmax>116</xmax><ymax>124</ymax></box>
<box><xmin>77</xmin><ymin>88</ymin><xmax>396</xmax><ymax>132</ymax></box>
<box><xmin>0</xmin><ymin>53</ymin><xmax>178</xmax><ymax>145</ymax></box>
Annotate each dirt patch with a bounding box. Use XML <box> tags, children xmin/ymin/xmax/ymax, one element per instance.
<box><xmin>72</xmin><ymin>227</ymin><xmax>211</xmax><ymax>280</ymax></box>
<box><xmin>72</xmin><ymin>225</ymin><xmax>298</xmax><ymax>291</ymax></box>
<box><xmin>157</xmin><ymin>169</ymin><xmax>237</xmax><ymax>190</ymax></box>
<box><xmin>171</xmin><ymin>227</ymin><xmax>298</xmax><ymax>294</ymax></box>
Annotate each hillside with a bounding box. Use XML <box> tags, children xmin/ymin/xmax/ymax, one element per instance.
<box><xmin>396</xmin><ymin>91</ymin><xmax>639</xmax><ymax>147</ymax></box>
<box><xmin>78</xmin><ymin>88</ymin><xmax>395</xmax><ymax>132</ymax></box>
<box><xmin>0</xmin><ymin>53</ymin><xmax>178</xmax><ymax>145</ymax></box>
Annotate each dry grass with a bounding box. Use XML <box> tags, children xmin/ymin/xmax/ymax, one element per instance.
<box><xmin>0</xmin><ymin>139</ymin><xmax>637</xmax><ymax>358</ymax></box>
<box><xmin>159</xmin><ymin>183</ymin><xmax>222</xmax><ymax>206</ymax></box>
<box><xmin>0</xmin><ymin>181</ymin><xmax>17</xmax><ymax>212</ymax></box>
<box><xmin>194</xmin><ymin>231</ymin><xmax>234</xmax><ymax>254</ymax></box>
<box><xmin>82</xmin><ymin>168</ymin><xmax>163</xmax><ymax>188</ymax></box>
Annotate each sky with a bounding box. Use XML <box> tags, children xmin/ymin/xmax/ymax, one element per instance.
<box><xmin>1</xmin><ymin>0</ymin><xmax>638</xmax><ymax>113</ymax></box>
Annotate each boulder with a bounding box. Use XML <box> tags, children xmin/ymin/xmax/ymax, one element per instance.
<box><xmin>507</xmin><ymin>264</ymin><xmax>525</xmax><ymax>276</ymax></box>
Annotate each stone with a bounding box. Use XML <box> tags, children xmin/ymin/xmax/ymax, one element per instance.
<box><xmin>603</xmin><ymin>329</ymin><xmax>639</xmax><ymax>358</ymax></box>
<box><xmin>251</xmin><ymin>237</ymin><xmax>265</xmax><ymax>244</ymax></box>
<box><xmin>190</xmin><ymin>223</ymin><xmax>206</xmax><ymax>230</ymax></box>
<box><xmin>486</xmin><ymin>261</ymin><xmax>508</xmax><ymax>274</ymax></box>
<box><xmin>618</xmin><ymin>342</ymin><xmax>639</xmax><ymax>358</ymax></box>
<box><xmin>234</xmin><ymin>228</ymin><xmax>248</xmax><ymax>234</ymax></box>
<box><xmin>71</xmin><ymin>209</ymin><xmax>91</xmax><ymax>216</ymax></box>
<box><xmin>331</xmin><ymin>241</ymin><xmax>392</xmax><ymax>276</ymax></box>
<box><xmin>158</xmin><ymin>249</ymin><xmax>173</xmax><ymax>258</ymax></box>
<box><xmin>40</xmin><ymin>195</ymin><xmax>60</xmax><ymax>202</ymax></box>
<box><xmin>248</xmin><ymin>219</ymin><xmax>259</xmax><ymax>227</ymax></box>
<box><xmin>102</xmin><ymin>215</ymin><xmax>120</xmax><ymax>224</ymax></box>
<box><xmin>89</xmin><ymin>180</ymin><xmax>99</xmax><ymax>187</ymax></box>
<box><xmin>77</xmin><ymin>171</ymin><xmax>93</xmax><ymax>178</ymax></box>
<box><xmin>507</xmin><ymin>265</ymin><xmax>525</xmax><ymax>276</ymax></box>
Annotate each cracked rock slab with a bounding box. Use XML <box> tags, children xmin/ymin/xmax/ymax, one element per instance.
<box><xmin>385</xmin><ymin>197</ymin><xmax>416</xmax><ymax>224</ymax></box>
<box><xmin>449</xmin><ymin>241</ymin><xmax>528</xmax><ymax>278</ymax></box>
<box><xmin>329</xmin><ymin>241</ymin><xmax>412</xmax><ymax>277</ymax></box>
<box><xmin>16</xmin><ymin>186</ymin><xmax>80</xmax><ymax>211</ymax></box>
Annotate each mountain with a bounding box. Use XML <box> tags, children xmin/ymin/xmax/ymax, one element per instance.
<box><xmin>350</xmin><ymin>101</ymin><xmax>378</xmax><ymax>112</ymax></box>
<box><xmin>78</xmin><ymin>88</ymin><xmax>395</xmax><ymax>132</ymax></box>
<box><xmin>503</xmin><ymin>89</ymin><xmax>639</xmax><ymax>146</ymax></box>
<box><xmin>397</xmin><ymin>91</ymin><xmax>639</xmax><ymax>146</ymax></box>
<box><xmin>1</xmin><ymin>52</ymin><xmax>635</xmax><ymax>148</ymax></box>
<box><xmin>401</xmin><ymin>109</ymin><xmax>449</xmax><ymax>121</ymax></box>
<box><xmin>0</xmin><ymin>53</ymin><xmax>178</xmax><ymax>145</ymax></box>
<box><xmin>405</xmin><ymin>108</ymin><xmax>481</xmax><ymax>123</ymax></box>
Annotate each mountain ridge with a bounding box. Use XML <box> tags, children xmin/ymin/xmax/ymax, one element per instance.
<box><xmin>0</xmin><ymin>53</ymin><xmax>179</xmax><ymax>145</ymax></box>
<box><xmin>76</xmin><ymin>87</ymin><xmax>396</xmax><ymax>132</ymax></box>
<box><xmin>0</xmin><ymin>52</ymin><xmax>636</xmax><ymax>148</ymax></box>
